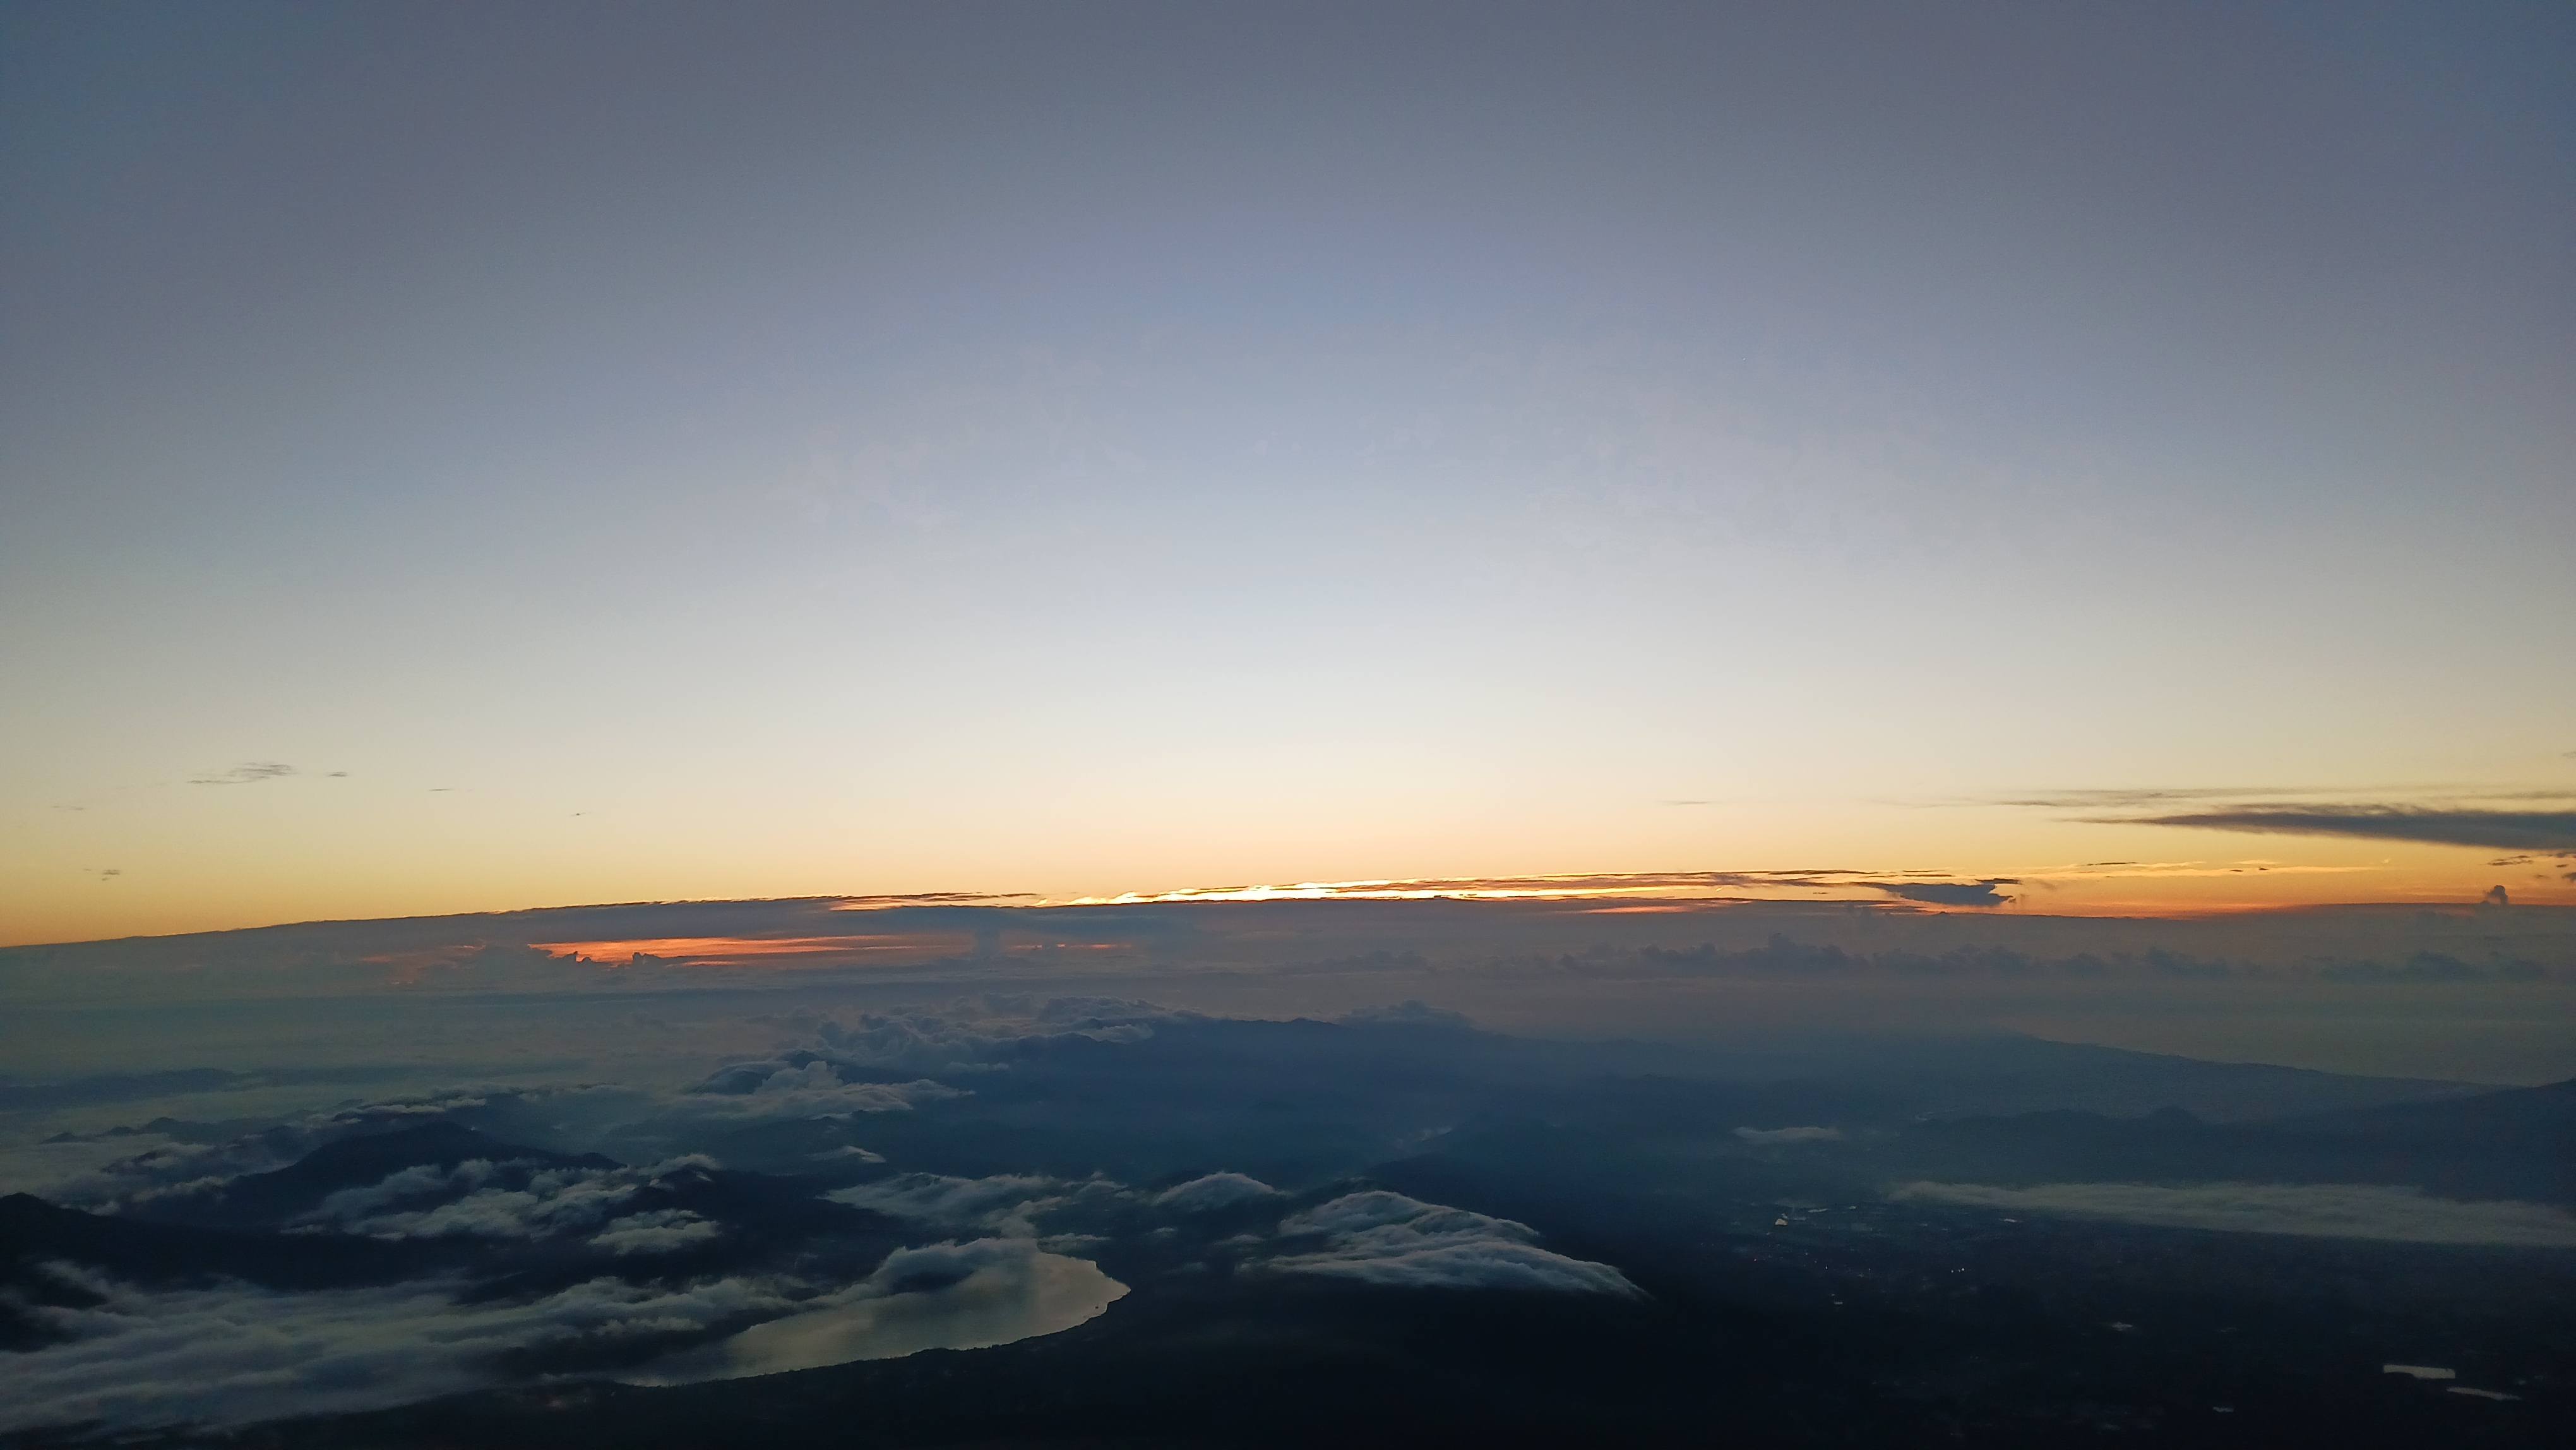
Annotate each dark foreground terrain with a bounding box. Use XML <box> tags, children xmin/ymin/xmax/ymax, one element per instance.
<box><xmin>5</xmin><ymin>1006</ymin><xmax>2569</xmax><ymax>1447</ymax></box>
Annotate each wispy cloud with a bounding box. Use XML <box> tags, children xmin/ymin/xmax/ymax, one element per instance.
<box><xmin>187</xmin><ymin>762</ymin><xmax>295</xmax><ymax>786</ymax></box>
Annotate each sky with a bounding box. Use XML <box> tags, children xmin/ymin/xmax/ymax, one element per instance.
<box><xmin>4</xmin><ymin>1</ymin><xmax>2573</xmax><ymax>946</ymax></box>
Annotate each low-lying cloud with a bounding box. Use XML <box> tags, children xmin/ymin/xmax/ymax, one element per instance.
<box><xmin>1265</xmin><ymin>1191</ymin><xmax>1638</xmax><ymax>1295</ymax></box>
<box><xmin>827</xmin><ymin>1172</ymin><xmax>1087</xmax><ymax>1238</ymax></box>
<box><xmin>1893</xmin><ymin>1180</ymin><xmax>2576</xmax><ymax>1247</ymax></box>
<box><xmin>42</xmin><ymin>1097</ymin><xmax>487</xmax><ymax>1211</ymax></box>
<box><xmin>1155</xmin><ymin>1172</ymin><xmax>1282</xmax><ymax>1213</ymax></box>
<box><xmin>0</xmin><ymin>1264</ymin><xmax>799</xmax><ymax>1434</ymax></box>
<box><xmin>301</xmin><ymin>1155</ymin><xmax>721</xmax><ymax>1245</ymax></box>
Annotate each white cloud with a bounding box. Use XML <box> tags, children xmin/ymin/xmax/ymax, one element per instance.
<box><xmin>303</xmin><ymin>1156</ymin><xmax>719</xmax><ymax>1241</ymax></box>
<box><xmin>1154</xmin><ymin>1172</ymin><xmax>1281</xmax><ymax>1213</ymax></box>
<box><xmin>303</xmin><ymin>1157</ymin><xmax>513</xmax><ymax>1224</ymax></box>
<box><xmin>1265</xmin><ymin>1191</ymin><xmax>1638</xmax><ymax>1295</ymax></box>
<box><xmin>0</xmin><ymin>1264</ymin><xmax>801</xmax><ymax>1435</ymax></box>
<box><xmin>622</xmin><ymin>1238</ymin><xmax>1126</xmax><ymax>1385</ymax></box>
<box><xmin>1892</xmin><ymin>1181</ymin><xmax>2576</xmax><ymax>1247</ymax></box>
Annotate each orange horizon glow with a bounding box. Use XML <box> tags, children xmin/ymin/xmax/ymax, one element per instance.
<box><xmin>5</xmin><ymin>839</ymin><xmax>2565</xmax><ymax>950</ymax></box>
<box><xmin>469</xmin><ymin>878</ymin><xmax>2576</xmax><ymax>979</ymax></box>
<box><xmin>532</xmin><ymin>933</ymin><xmax>961</xmax><ymax>966</ymax></box>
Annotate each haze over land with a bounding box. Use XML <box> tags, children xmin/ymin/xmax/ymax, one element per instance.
<box><xmin>7</xmin><ymin>894</ymin><xmax>2575</xmax><ymax>1085</ymax></box>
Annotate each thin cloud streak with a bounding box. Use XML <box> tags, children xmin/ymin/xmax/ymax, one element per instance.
<box><xmin>186</xmin><ymin>762</ymin><xmax>296</xmax><ymax>786</ymax></box>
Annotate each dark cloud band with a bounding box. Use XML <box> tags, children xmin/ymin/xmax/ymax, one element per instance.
<box><xmin>1871</xmin><ymin>881</ymin><xmax>2013</xmax><ymax>907</ymax></box>
<box><xmin>2121</xmin><ymin>809</ymin><xmax>2576</xmax><ymax>853</ymax></box>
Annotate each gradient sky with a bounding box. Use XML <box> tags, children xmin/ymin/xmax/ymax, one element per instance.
<box><xmin>5</xmin><ymin>1</ymin><xmax>2572</xmax><ymax>945</ymax></box>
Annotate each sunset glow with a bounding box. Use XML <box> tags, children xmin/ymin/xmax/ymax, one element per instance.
<box><xmin>0</xmin><ymin>3</ymin><xmax>2565</xmax><ymax>945</ymax></box>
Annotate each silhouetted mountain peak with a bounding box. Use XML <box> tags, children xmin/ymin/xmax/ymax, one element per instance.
<box><xmin>290</xmin><ymin>1121</ymin><xmax>614</xmax><ymax>1182</ymax></box>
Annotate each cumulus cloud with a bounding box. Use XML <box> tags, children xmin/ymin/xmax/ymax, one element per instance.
<box><xmin>1154</xmin><ymin>1173</ymin><xmax>1282</xmax><ymax>1213</ymax></box>
<box><xmin>623</xmin><ymin>1238</ymin><xmax>1126</xmax><ymax>1385</ymax></box>
<box><xmin>1733</xmin><ymin>1126</ymin><xmax>1842</xmax><ymax>1144</ymax></box>
<box><xmin>0</xmin><ymin>1263</ymin><xmax>801</xmax><ymax>1435</ymax></box>
<box><xmin>1264</xmin><ymin>1192</ymin><xmax>1638</xmax><ymax>1295</ymax></box>
<box><xmin>1892</xmin><ymin>1181</ymin><xmax>2576</xmax><ymax>1247</ymax></box>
